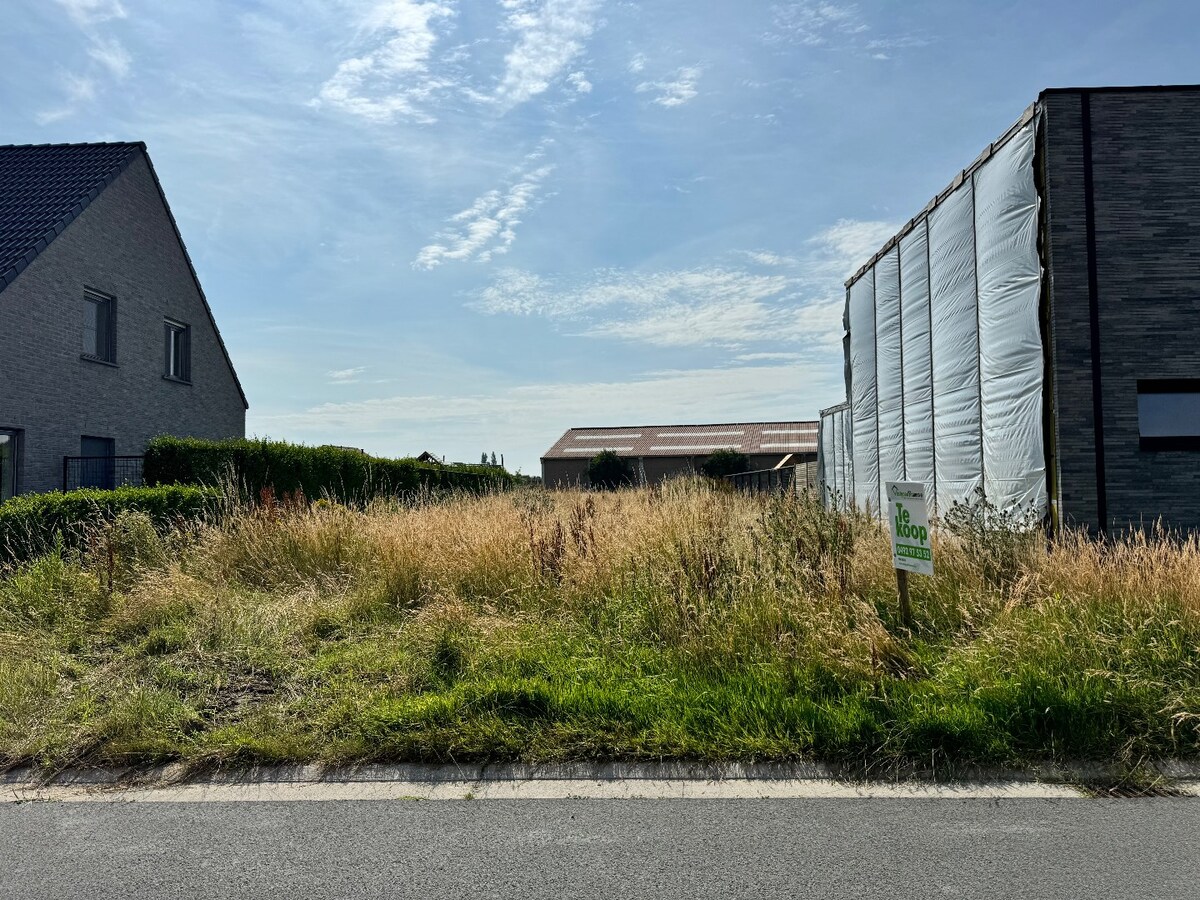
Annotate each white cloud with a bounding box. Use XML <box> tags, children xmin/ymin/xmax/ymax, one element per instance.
<box><xmin>87</xmin><ymin>36</ymin><xmax>131</xmax><ymax>78</ymax></box>
<box><xmin>54</xmin><ymin>0</ymin><xmax>126</xmax><ymax>27</ymax></box>
<box><xmin>743</xmin><ymin>250</ymin><xmax>798</xmax><ymax>267</ymax></box>
<box><xmin>258</xmin><ymin>361</ymin><xmax>839</xmax><ymax>450</ymax></box>
<box><xmin>627</xmin><ymin>53</ymin><xmax>646</xmax><ymax>73</ymax></box>
<box><xmin>313</xmin><ymin>0</ymin><xmax>456</xmax><ymax>124</ymax></box>
<box><xmin>327</xmin><ymin>366</ymin><xmax>367</xmax><ymax>384</ymax></box>
<box><xmin>41</xmin><ymin>0</ymin><xmax>131</xmax><ymax>122</ymax></box>
<box><xmin>492</xmin><ymin>0</ymin><xmax>603</xmax><ymax>110</ymax></box>
<box><xmin>414</xmin><ymin>160</ymin><xmax>556</xmax><ymax>269</ymax></box>
<box><xmin>474</xmin><ymin>218</ymin><xmax>898</xmax><ymax>350</ymax></box>
<box><xmin>636</xmin><ymin>66</ymin><xmax>702</xmax><ymax>107</ymax></box>
<box><xmin>767</xmin><ymin>1</ymin><xmax>864</xmax><ymax>46</ymax></box>
<box><xmin>566</xmin><ymin>71</ymin><xmax>593</xmax><ymax>93</ymax></box>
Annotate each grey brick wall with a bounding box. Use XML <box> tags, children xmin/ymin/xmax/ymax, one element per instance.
<box><xmin>0</xmin><ymin>153</ymin><xmax>246</xmax><ymax>495</ymax></box>
<box><xmin>1042</xmin><ymin>88</ymin><xmax>1200</xmax><ymax>531</ymax></box>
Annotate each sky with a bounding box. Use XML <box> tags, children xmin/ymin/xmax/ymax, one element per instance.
<box><xmin>3</xmin><ymin>1</ymin><xmax>1200</xmax><ymax>474</ymax></box>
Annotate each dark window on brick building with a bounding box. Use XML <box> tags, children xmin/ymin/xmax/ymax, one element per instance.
<box><xmin>82</xmin><ymin>289</ymin><xmax>116</xmax><ymax>363</ymax></box>
<box><xmin>1138</xmin><ymin>380</ymin><xmax>1200</xmax><ymax>450</ymax></box>
<box><xmin>0</xmin><ymin>429</ymin><xmax>18</xmax><ymax>501</ymax></box>
<box><xmin>165</xmin><ymin>320</ymin><xmax>191</xmax><ymax>382</ymax></box>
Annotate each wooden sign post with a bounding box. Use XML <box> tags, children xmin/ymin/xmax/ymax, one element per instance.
<box><xmin>885</xmin><ymin>482</ymin><xmax>934</xmax><ymax>629</ymax></box>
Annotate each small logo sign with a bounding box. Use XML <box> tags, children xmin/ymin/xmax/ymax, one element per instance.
<box><xmin>886</xmin><ymin>481</ymin><xmax>933</xmax><ymax>576</ymax></box>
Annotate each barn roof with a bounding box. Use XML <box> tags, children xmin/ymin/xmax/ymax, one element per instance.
<box><xmin>542</xmin><ymin>421</ymin><xmax>819</xmax><ymax>459</ymax></box>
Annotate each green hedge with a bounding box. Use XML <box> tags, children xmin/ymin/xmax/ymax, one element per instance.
<box><xmin>143</xmin><ymin>437</ymin><xmax>514</xmax><ymax>502</ymax></box>
<box><xmin>0</xmin><ymin>485</ymin><xmax>220</xmax><ymax>566</ymax></box>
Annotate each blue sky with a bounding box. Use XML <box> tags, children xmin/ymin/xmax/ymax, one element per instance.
<box><xmin>4</xmin><ymin>1</ymin><xmax>1199</xmax><ymax>473</ymax></box>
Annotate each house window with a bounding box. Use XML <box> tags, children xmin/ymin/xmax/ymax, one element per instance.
<box><xmin>165</xmin><ymin>320</ymin><xmax>191</xmax><ymax>382</ymax></box>
<box><xmin>79</xmin><ymin>436</ymin><xmax>115</xmax><ymax>490</ymax></box>
<box><xmin>0</xmin><ymin>429</ymin><xmax>18</xmax><ymax>501</ymax></box>
<box><xmin>82</xmin><ymin>289</ymin><xmax>116</xmax><ymax>363</ymax></box>
<box><xmin>1138</xmin><ymin>379</ymin><xmax>1200</xmax><ymax>450</ymax></box>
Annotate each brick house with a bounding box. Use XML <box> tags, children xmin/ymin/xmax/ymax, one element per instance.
<box><xmin>0</xmin><ymin>142</ymin><xmax>247</xmax><ymax>498</ymax></box>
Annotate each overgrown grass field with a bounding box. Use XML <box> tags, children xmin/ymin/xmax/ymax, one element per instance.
<box><xmin>2</xmin><ymin>480</ymin><xmax>1197</xmax><ymax>772</ymax></box>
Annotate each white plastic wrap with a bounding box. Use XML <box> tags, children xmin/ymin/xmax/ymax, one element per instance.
<box><xmin>847</xmin><ymin>275</ymin><xmax>879</xmax><ymax>513</ymax></box>
<box><xmin>928</xmin><ymin>179</ymin><xmax>983</xmax><ymax>511</ymax></box>
<box><xmin>819</xmin><ymin>412</ymin><xmax>836</xmax><ymax>505</ymax></box>
<box><xmin>974</xmin><ymin>122</ymin><xmax>1046</xmax><ymax>516</ymax></box>
<box><xmin>873</xmin><ymin>249</ymin><xmax>904</xmax><ymax>513</ymax></box>
<box><xmin>899</xmin><ymin>221</ymin><xmax>935</xmax><ymax>505</ymax></box>
<box><xmin>819</xmin><ymin>403</ymin><xmax>853</xmax><ymax>510</ymax></box>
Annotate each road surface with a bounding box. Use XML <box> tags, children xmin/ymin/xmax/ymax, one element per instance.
<box><xmin>2</xmin><ymin>796</ymin><xmax>1196</xmax><ymax>899</ymax></box>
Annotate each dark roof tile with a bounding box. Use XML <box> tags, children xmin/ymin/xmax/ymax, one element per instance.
<box><xmin>0</xmin><ymin>141</ymin><xmax>142</xmax><ymax>291</ymax></box>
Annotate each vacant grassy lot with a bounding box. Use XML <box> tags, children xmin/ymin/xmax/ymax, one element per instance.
<box><xmin>1</xmin><ymin>480</ymin><xmax>1197</xmax><ymax>772</ymax></box>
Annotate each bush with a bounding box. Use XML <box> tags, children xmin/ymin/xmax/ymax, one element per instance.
<box><xmin>0</xmin><ymin>485</ymin><xmax>219</xmax><ymax>566</ymax></box>
<box><xmin>143</xmin><ymin>437</ymin><xmax>514</xmax><ymax>503</ymax></box>
<box><xmin>700</xmin><ymin>449</ymin><xmax>751</xmax><ymax>479</ymax></box>
<box><xmin>586</xmin><ymin>450</ymin><xmax>635</xmax><ymax>490</ymax></box>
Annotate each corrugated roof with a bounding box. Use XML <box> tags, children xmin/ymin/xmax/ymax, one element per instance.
<box><xmin>0</xmin><ymin>141</ymin><xmax>142</xmax><ymax>292</ymax></box>
<box><xmin>543</xmin><ymin>421</ymin><xmax>819</xmax><ymax>459</ymax></box>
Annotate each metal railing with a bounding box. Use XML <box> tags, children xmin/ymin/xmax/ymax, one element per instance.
<box><xmin>62</xmin><ymin>455</ymin><xmax>144</xmax><ymax>492</ymax></box>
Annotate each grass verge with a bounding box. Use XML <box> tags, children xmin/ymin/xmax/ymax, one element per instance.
<box><xmin>1</xmin><ymin>480</ymin><xmax>1197</xmax><ymax>772</ymax></box>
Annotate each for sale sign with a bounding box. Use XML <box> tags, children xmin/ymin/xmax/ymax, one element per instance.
<box><xmin>886</xmin><ymin>482</ymin><xmax>933</xmax><ymax>576</ymax></box>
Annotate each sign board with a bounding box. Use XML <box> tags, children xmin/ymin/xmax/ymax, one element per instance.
<box><xmin>886</xmin><ymin>482</ymin><xmax>933</xmax><ymax>576</ymax></box>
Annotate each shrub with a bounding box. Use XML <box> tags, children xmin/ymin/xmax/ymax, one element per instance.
<box><xmin>586</xmin><ymin>450</ymin><xmax>634</xmax><ymax>490</ymax></box>
<box><xmin>0</xmin><ymin>485</ymin><xmax>219</xmax><ymax>567</ymax></box>
<box><xmin>143</xmin><ymin>437</ymin><xmax>514</xmax><ymax>503</ymax></box>
<box><xmin>700</xmin><ymin>449</ymin><xmax>751</xmax><ymax>479</ymax></box>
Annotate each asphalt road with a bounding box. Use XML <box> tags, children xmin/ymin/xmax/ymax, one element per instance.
<box><xmin>2</xmin><ymin>798</ymin><xmax>1196</xmax><ymax>899</ymax></box>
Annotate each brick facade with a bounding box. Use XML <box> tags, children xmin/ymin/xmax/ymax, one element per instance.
<box><xmin>1042</xmin><ymin>88</ymin><xmax>1200</xmax><ymax>531</ymax></box>
<box><xmin>0</xmin><ymin>154</ymin><xmax>246</xmax><ymax>494</ymax></box>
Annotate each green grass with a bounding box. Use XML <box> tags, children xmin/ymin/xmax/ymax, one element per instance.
<box><xmin>1</xmin><ymin>481</ymin><xmax>1197</xmax><ymax>773</ymax></box>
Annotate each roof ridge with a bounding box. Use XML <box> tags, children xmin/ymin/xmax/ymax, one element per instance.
<box><xmin>561</xmin><ymin>420</ymin><xmax>818</xmax><ymax>430</ymax></box>
<box><xmin>0</xmin><ymin>140</ymin><xmax>144</xmax><ymax>150</ymax></box>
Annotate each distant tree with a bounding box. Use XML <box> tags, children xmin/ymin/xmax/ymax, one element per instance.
<box><xmin>587</xmin><ymin>450</ymin><xmax>634</xmax><ymax>490</ymax></box>
<box><xmin>490</xmin><ymin>451</ymin><xmax>498</xmax><ymax>467</ymax></box>
<box><xmin>700</xmin><ymin>449</ymin><xmax>751</xmax><ymax>480</ymax></box>
<box><xmin>481</xmin><ymin>452</ymin><xmax>489</xmax><ymax>465</ymax></box>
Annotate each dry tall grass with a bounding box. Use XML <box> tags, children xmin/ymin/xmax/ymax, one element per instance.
<box><xmin>1</xmin><ymin>479</ymin><xmax>1197</xmax><ymax>770</ymax></box>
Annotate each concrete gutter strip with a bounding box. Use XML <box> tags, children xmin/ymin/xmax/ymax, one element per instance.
<box><xmin>4</xmin><ymin>761</ymin><xmax>1199</xmax><ymax>803</ymax></box>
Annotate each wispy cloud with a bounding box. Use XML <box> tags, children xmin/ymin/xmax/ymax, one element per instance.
<box><xmin>636</xmin><ymin>65</ymin><xmax>702</xmax><ymax>107</ymax></box>
<box><xmin>40</xmin><ymin>0</ymin><xmax>131</xmax><ymax>122</ymax></box>
<box><xmin>628</xmin><ymin>52</ymin><xmax>646</xmax><ymax>73</ymax></box>
<box><xmin>87</xmin><ymin>35</ymin><xmax>131</xmax><ymax>78</ymax></box>
<box><xmin>566</xmin><ymin>71</ymin><xmax>593</xmax><ymax>93</ymax></box>
<box><xmin>55</xmin><ymin>0</ymin><xmax>127</xmax><ymax>27</ymax></box>
<box><xmin>742</xmin><ymin>250</ymin><xmax>798</xmax><ymax>267</ymax></box>
<box><xmin>766</xmin><ymin>1</ymin><xmax>930</xmax><ymax>56</ymax></box>
<box><xmin>414</xmin><ymin>153</ymin><xmax>557</xmax><ymax>269</ymax></box>
<box><xmin>312</xmin><ymin>0</ymin><xmax>456</xmax><ymax>124</ymax></box>
<box><xmin>327</xmin><ymin>366</ymin><xmax>367</xmax><ymax>384</ymax></box>
<box><xmin>474</xmin><ymin>218</ymin><xmax>897</xmax><ymax>349</ymax></box>
<box><xmin>492</xmin><ymin>0</ymin><xmax>603</xmax><ymax>109</ymax></box>
<box><xmin>767</xmin><ymin>1</ymin><xmax>864</xmax><ymax>46</ymax></box>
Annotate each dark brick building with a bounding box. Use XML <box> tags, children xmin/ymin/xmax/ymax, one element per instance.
<box><xmin>0</xmin><ymin>142</ymin><xmax>247</xmax><ymax>498</ymax></box>
<box><xmin>820</xmin><ymin>86</ymin><xmax>1200</xmax><ymax>533</ymax></box>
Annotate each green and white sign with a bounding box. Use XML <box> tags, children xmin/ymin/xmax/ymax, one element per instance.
<box><xmin>886</xmin><ymin>482</ymin><xmax>933</xmax><ymax>576</ymax></box>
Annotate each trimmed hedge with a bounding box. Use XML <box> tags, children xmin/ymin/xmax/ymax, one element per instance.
<box><xmin>143</xmin><ymin>436</ymin><xmax>514</xmax><ymax>502</ymax></box>
<box><xmin>0</xmin><ymin>485</ymin><xmax>220</xmax><ymax>565</ymax></box>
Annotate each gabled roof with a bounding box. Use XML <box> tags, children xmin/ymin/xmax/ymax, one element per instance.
<box><xmin>0</xmin><ymin>141</ymin><xmax>142</xmax><ymax>291</ymax></box>
<box><xmin>0</xmin><ymin>141</ymin><xmax>248</xmax><ymax>409</ymax></box>
<box><xmin>543</xmin><ymin>421</ymin><xmax>819</xmax><ymax>459</ymax></box>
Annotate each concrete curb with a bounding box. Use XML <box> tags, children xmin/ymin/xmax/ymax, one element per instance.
<box><xmin>3</xmin><ymin>760</ymin><xmax>1199</xmax><ymax>803</ymax></box>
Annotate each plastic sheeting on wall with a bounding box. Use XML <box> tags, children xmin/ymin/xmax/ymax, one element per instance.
<box><xmin>818</xmin><ymin>403</ymin><xmax>853</xmax><ymax>510</ymax></box>
<box><xmin>899</xmin><ymin>222</ymin><xmax>935</xmax><ymax>508</ymax></box>
<box><xmin>847</xmin><ymin>275</ymin><xmax>879</xmax><ymax>513</ymax></box>
<box><xmin>834</xmin><ymin>117</ymin><xmax>1046</xmax><ymax>519</ymax></box>
<box><xmin>874</xmin><ymin>249</ymin><xmax>904</xmax><ymax>514</ymax></box>
<box><xmin>974</xmin><ymin>123</ymin><xmax>1046</xmax><ymax>514</ymax></box>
